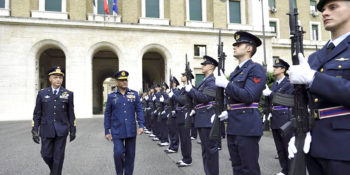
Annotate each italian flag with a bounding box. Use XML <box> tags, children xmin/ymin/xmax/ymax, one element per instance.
<box><xmin>104</xmin><ymin>0</ymin><xmax>110</xmax><ymax>14</ymax></box>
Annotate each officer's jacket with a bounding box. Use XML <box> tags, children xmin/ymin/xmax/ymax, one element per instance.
<box><xmin>32</xmin><ymin>87</ymin><xmax>76</xmax><ymax>138</ymax></box>
<box><xmin>104</xmin><ymin>88</ymin><xmax>144</xmax><ymax>139</ymax></box>
<box><xmin>188</xmin><ymin>73</ymin><xmax>216</xmax><ymax>128</ymax></box>
<box><xmin>225</xmin><ymin>59</ymin><xmax>266</xmax><ymax>136</ymax></box>
<box><xmin>173</xmin><ymin>87</ymin><xmax>188</xmax><ymax>124</ymax></box>
<box><xmin>267</xmin><ymin>77</ymin><xmax>293</xmax><ymax>129</ymax></box>
<box><xmin>308</xmin><ymin>35</ymin><xmax>350</xmax><ymax>161</ymax></box>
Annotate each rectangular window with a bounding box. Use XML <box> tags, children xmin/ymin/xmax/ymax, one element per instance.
<box><xmin>195</xmin><ymin>74</ymin><xmax>205</xmax><ymax>87</ymax></box>
<box><xmin>98</xmin><ymin>0</ymin><xmax>113</xmax><ymax>15</ymax></box>
<box><xmin>310</xmin><ymin>0</ymin><xmax>317</xmax><ymax>11</ymax></box>
<box><xmin>229</xmin><ymin>0</ymin><xmax>241</xmax><ymax>23</ymax></box>
<box><xmin>45</xmin><ymin>0</ymin><xmax>62</xmax><ymax>12</ymax></box>
<box><xmin>0</xmin><ymin>0</ymin><xmax>5</xmax><ymax>8</ymax></box>
<box><xmin>190</xmin><ymin>0</ymin><xmax>202</xmax><ymax>21</ymax></box>
<box><xmin>194</xmin><ymin>45</ymin><xmax>207</xmax><ymax>57</ymax></box>
<box><xmin>268</xmin><ymin>0</ymin><xmax>276</xmax><ymax>8</ymax></box>
<box><xmin>312</xmin><ymin>24</ymin><xmax>319</xmax><ymax>40</ymax></box>
<box><xmin>270</xmin><ymin>21</ymin><xmax>277</xmax><ymax>33</ymax></box>
<box><xmin>146</xmin><ymin>0</ymin><xmax>159</xmax><ymax>18</ymax></box>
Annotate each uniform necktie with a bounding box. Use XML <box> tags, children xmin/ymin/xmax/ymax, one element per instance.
<box><xmin>54</xmin><ymin>90</ymin><xmax>57</xmax><ymax>95</ymax></box>
<box><xmin>326</xmin><ymin>42</ymin><xmax>335</xmax><ymax>55</ymax></box>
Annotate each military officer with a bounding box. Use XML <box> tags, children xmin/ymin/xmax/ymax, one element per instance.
<box><xmin>152</xmin><ymin>84</ymin><xmax>162</xmax><ymax>142</ymax></box>
<box><xmin>215</xmin><ymin>31</ymin><xmax>267</xmax><ymax>175</ymax></box>
<box><xmin>288</xmin><ymin>1</ymin><xmax>350</xmax><ymax>174</ymax></box>
<box><xmin>32</xmin><ymin>66</ymin><xmax>76</xmax><ymax>175</ymax></box>
<box><xmin>185</xmin><ymin>55</ymin><xmax>218</xmax><ymax>175</ymax></box>
<box><xmin>104</xmin><ymin>70</ymin><xmax>145</xmax><ymax>175</ymax></box>
<box><xmin>263</xmin><ymin>57</ymin><xmax>293</xmax><ymax>175</ymax></box>
<box><xmin>171</xmin><ymin>73</ymin><xmax>194</xmax><ymax>167</ymax></box>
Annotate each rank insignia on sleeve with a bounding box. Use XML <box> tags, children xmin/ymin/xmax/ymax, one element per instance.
<box><xmin>253</xmin><ymin>77</ymin><xmax>261</xmax><ymax>84</ymax></box>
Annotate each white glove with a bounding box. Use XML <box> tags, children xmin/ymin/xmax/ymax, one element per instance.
<box><xmin>152</xmin><ymin>96</ymin><xmax>156</xmax><ymax>101</ymax></box>
<box><xmin>185</xmin><ymin>84</ymin><xmax>192</xmax><ymax>92</ymax></box>
<box><xmin>215</xmin><ymin>70</ymin><xmax>229</xmax><ymax>88</ymax></box>
<box><xmin>288</xmin><ymin>131</ymin><xmax>312</xmax><ymax>159</ymax></box>
<box><xmin>288</xmin><ymin>136</ymin><xmax>297</xmax><ymax>159</ymax></box>
<box><xmin>210</xmin><ymin>114</ymin><xmax>215</xmax><ymax>123</ymax></box>
<box><xmin>289</xmin><ymin>53</ymin><xmax>316</xmax><ymax>84</ymax></box>
<box><xmin>153</xmin><ymin>110</ymin><xmax>158</xmax><ymax>114</ymax></box>
<box><xmin>218</xmin><ymin>111</ymin><xmax>228</xmax><ymax>121</ymax></box>
<box><xmin>185</xmin><ymin>112</ymin><xmax>188</xmax><ymax>120</ymax></box>
<box><xmin>159</xmin><ymin>96</ymin><xmax>164</xmax><ymax>102</ymax></box>
<box><xmin>145</xmin><ymin>95</ymin><xmax>149</xmax><ymax>100</ymax></box>
<box><xmin>168</xmin><ymin>91</ymin><xmax>174</xmax><ymax>98</ymax></box>
<box><xmin>267</xmin><ymin>113</ymin><xmax>272</xmax><ymax>121</ymax></box>
<box><xmin>161</xmin><ymin>111</ymin><xmax>166</xmax><ymax>115</ymax></box>
<box><xmin>167</xmin><ymin>114</ymin><xmax>170</xmax><ymax>118</ymax></box>
<box><xmin>262</xmin><ymin>116</ymin><xmax>266</xmax><ymax>123</ymax></box>
<box><xmin>189</xmin><ymin>109</ymin><xmax>196</xmax><ymax>116</ymax></box>
<box><xmin>303</xmin><ymin>132</ymin><xmax>312</xmax><ymax>154</ymax></box>
<box><xmin>171</xmin><ymin>111</ymin><xmax>176</xmax><ymax>115</ymax></box>
<box><xmin>263</xmin><ymin>85</ymin><xmax>272</xmax><ymax>96</ymax></box>
<box><xmin>166</xmin><ymin>89</ymin><xmax>170</xmax><ymax>93</ymax></box>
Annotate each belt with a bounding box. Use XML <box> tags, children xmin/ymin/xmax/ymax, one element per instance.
<box><xmin>314</xmin><ymin>106</ymin><xmax>350</xmax><ymax>120</ymax></box>
<box><xmin>227</xmin><ymin>103</ymin><xmax>259</xmax><ymax>110</ymax></box>
<box><xmin>195</xmin><ymin>101</ymin><xmax>215</xmax><ymax>110</ymax></box>
<box><xmin>273</xmin><ymin>106</ymin><xmax>288</xmax><ymax>110</ymax></box>
<box><xmin>176</xmin><ymin>106</ymin><xmax>185</xmax><ymax>110</ymax></box>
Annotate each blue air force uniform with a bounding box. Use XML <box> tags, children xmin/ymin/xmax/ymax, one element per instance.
<box><xmin>104</xmin><ymin>71</ymin><xmax>144</xmax><ymax>175</ymax></box>
<box><xmin>305</xmin><ymin>31</ymin><xmax>350</xmax><ymax>174</ymax></box>
<box><xmin>32</xmin><ymin>66</ymin><xmax>76</xmax><ymax>175</ymax></box>
<box><xmin>225</xmin><ymin>31</ymin><xmax>266</xmax><ymax>175</ymax></box>
<box><xmin>165</xmin><ymin>79</ymin><xmax>180</xmax><ymax>152</ymax></box>
<box><xmin>267</xmin><ymin>58</ymin><xmax>294</xmax><ymax>174</ymax></box>
<box><xmin>187</xmin><ymin>55</ymin><xmax>218</xmax><ymax>175</ymax></box>
<box><xmin>173</xmin><ymin>86</ymin><xmax>193</xmax><ymax>164</ymax></box>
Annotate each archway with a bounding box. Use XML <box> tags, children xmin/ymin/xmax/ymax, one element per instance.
<box><xmin>142</xmin><ymin>52</ymin><xmax>165</xmax><ymax>90</ymax></box>
<box><xmin>39</xmin><ymin>48</ymin><xmax>66</xmax><ymax>89</ymax></box>
<box><xmin>92</xmin><ymin>50</ymin><xmax>118</xmax><ymax>114</ymax></box>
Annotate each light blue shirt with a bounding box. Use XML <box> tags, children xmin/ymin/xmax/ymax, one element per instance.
<box><xmin>329</xmin><ymin>31</ymin><xmax>350</xmax><ymax>47</ymax></box>
<box><xmin>239</xmin><ymin>59</ymin><xmax>250</xmax><ymax>68</ymax></box>
<box><xmin>51</xmin><ymin>86</ymin><xmax>60</xmax><ymax>95</ymax></box>
<box><xmin>277</xmin><ymin>76</ymin><xmax>285</xmax><ymax>85</ymax></box>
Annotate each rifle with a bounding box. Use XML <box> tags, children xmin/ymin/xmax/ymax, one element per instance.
<box><xmin>167</xmin><ymin>69</ymin><xmax>176</xmax><ymax>125</ymax></box>
<box><xmin>209</xmin><ymin>29</ymin><xmax>226</xmax><ymax>140</ymax></box>
<box><xmin>184</xmin><ymin>54</ymin><xmax>194</xmax><ymax>129</ymax></box>
<box><xmin>273</xmin><ymin>1</ymin><xmax>312</xmax><ymax>175</ymax></box>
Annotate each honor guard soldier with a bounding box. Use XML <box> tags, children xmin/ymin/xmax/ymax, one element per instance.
<box><xmin>152</xmin><ymin>84</ymin><xmax>162</xmax><ymax>142</ymax></box>
<box><xmin>104</xmin><ymin>70</ymin><xmax>145</xmax><ymax>175</ymax></box>
<box><xmin>263</xmin><ymin>57</ymin><xmax>293</xmax><ymax>175</ymax></box>
<box><xmin>215</xmin><ymin>31</ymin><xmax>267</xmax><ymax>175</ymax></box>
<box><xmin>170</xmin><ymin>73</ymin><xmax>194</xmax><ymax>167</ymax></box>
<box><xmin>165</xmin><ymin>77</ymin><xmax>180</xmax><ymax>153</ymax></box>
<box><xmin>158</xmin><ymin>82</ymin><xmax>170</xmax><ymax>146</ymax></box>
<box><xmin>32</xmin><ymin>66</ymin><xmax>76</xmax><ymax>175</ymax></box>
<box><xmin>288</xmin><ymin>1</ymin><xmax>350</xmax><ymax>174</ymax></box>
<box><xmin>147</xmin><ymin>87</ymin><xmax>156</xmax><ymax>137</ymax></box>
<box><xmin>185</xmin><ymin>55</ymin><xmax>218</xmax><ymax>175</ymax></box>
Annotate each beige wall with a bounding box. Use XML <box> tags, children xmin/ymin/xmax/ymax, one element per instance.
<box><xmin>212</xmin><ymin>0</ymin><xmax>227</xmax><ymax>29</ymax></box>
<box><xmin>11</xmin><ymin>0</ymin><xmax>31</xmax><ymax>17</ymax></box>
<box><xmin>270</xmin><ymin>0</ymin><xmax>329</xmax><ymax>41</ymax></box>
<box><xmin>31</xmin><ymin>0</ymin><xmax>39</xmax><ymax>11</ymax></box>
<box><xmin>69</xmin><ymin>0</ymin><xmax>87</xmax><ymax>20</ymax></box>
<box><xmin>169</xmin><ymin>0</ymin><xmax>185</xmax><ymax>26</ymax></box>
<box><xmin>121</xmin><ymin>0</ymin><xmax>139</xmax><ymax>23</ymax></box>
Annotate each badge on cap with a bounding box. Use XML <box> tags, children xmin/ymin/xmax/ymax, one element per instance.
<box><xmin>121</xmin><ymin>71</ymin><xmax>126</xmax><ymax>76</ymax></box>
<box><xmin>275</xmin><ymin>59</ymin><xmax>279</xmax><ymax>64</ymax></box>
<box><xmin>235</xmin><ymin>34</ymin><xmax>240</xmax><ymax>40</ymax></box>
